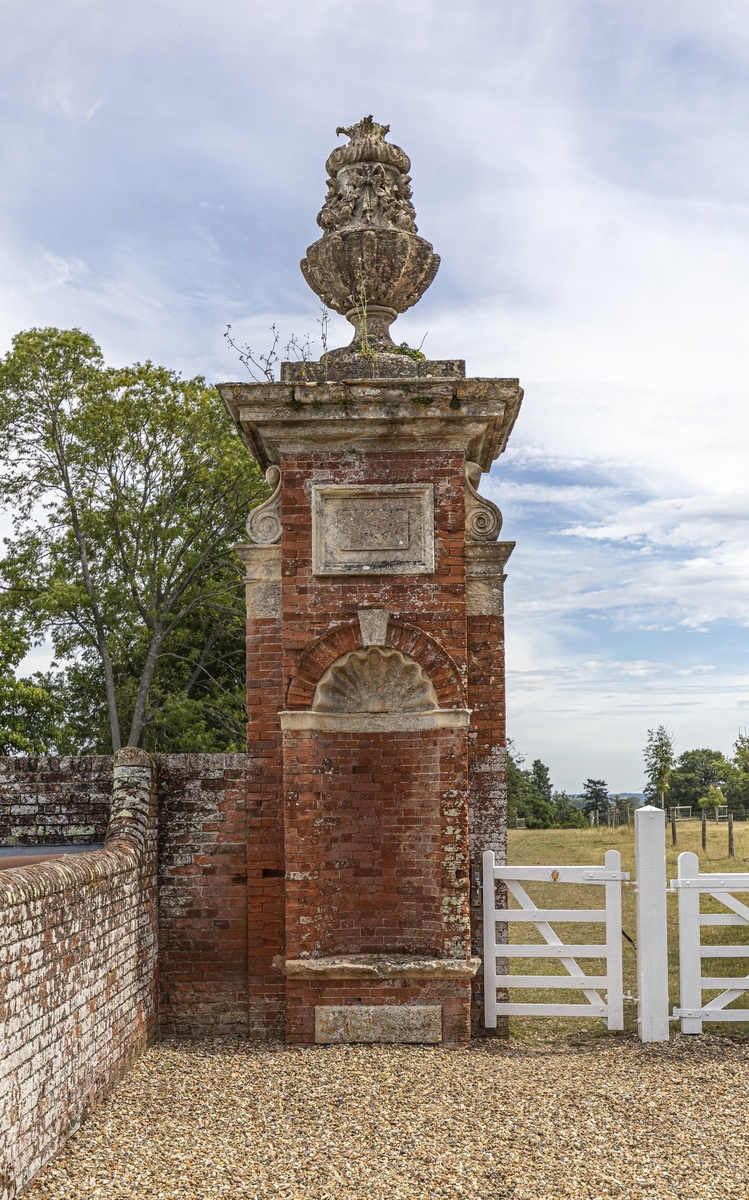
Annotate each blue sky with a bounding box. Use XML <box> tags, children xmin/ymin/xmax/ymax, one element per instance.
<box><xmin>2</xmin><ymin>0</ymin><xmax>749</xmax><ymax>790</ymax></box>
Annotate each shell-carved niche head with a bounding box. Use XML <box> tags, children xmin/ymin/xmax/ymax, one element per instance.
<box><xmin>311</xmin><ymin>647</ymin><xmax>438</xmax><ymax>714</ymax></box>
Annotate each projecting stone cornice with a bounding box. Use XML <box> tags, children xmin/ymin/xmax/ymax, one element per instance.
<box><xmin>280</xmin><ymin>954</ymin><xmax>482</xmax><ymax>979</ymax></box>
<box><xmin>217</xmin><ymin>376</ymin><xmax>523</xmax><ymax>473</ymax></box>
<box><xmin>279</xmin><ymin>709</ymin><xmax>470</xmax><ymax>732</ymax></box>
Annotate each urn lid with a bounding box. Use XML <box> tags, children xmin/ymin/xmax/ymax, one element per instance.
<box><xmin>325</xmin><ymin>115</ymin><xmax>411</xmax><ymax>179</ymax></box>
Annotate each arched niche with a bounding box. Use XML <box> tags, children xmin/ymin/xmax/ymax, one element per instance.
<box><xmin>312</xmin><ymin>646</ymin><xmax>438</xmax><ymax>714</ymax></box>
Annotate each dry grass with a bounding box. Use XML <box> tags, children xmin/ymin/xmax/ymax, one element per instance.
<box><xmin>505</xmin><ymin>822</ymin><xmax>749</xmax><ymax>1040</ymax></box>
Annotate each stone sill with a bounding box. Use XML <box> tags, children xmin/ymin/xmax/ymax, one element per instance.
<box><xmin>282</xmin><ymin>954</ymin><xmax>482</xmax><ymax>980</ymax></box>
<box><xmin>279</xmin><ymin>709</ymin><xmax>471</xmax><ymax>733</ymax></box>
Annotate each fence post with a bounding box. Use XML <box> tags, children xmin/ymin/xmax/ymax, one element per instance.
<box><xmin>728</xmin><ymin>814</ymin><xmax>735</xmax><ymax>858</ymax></box>
<box><xmin>677</xmin><ymin>850</ymin><xmax>702</xmax><ymax>1034</ymax></box>
<box><xmin>634</xmin><ymin>805</ymin><xmax>670</xmax><ymax>1041</ymax></box>
<box><xmin>482</xmin><ymin>849</ymin><xmax>497</xmax><ymax>1029</ymax></box>
<box><xmin>604</xmin><ymin>849</ymin><xmax>624</xmax><ymax>1030</ymax></box>
<box><xmin>671</xmin><ymin>808</ymin><xmax>677</xmax><ymax>846</ymax></box>
<box><xmin>701</xmin><ymin>808</ymin><xmax>707</xmax><ymax>851</ymax></box>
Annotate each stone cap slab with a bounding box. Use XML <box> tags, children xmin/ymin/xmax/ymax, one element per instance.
<box><xmin>282</xmin><ymin>954</ymin><xmax>481</xmax><ymax>979</ymax></box>
<box><xmin>218</xmin><ymin>377</ymin><xmax>523</xmax><ymax>472</ymax></box>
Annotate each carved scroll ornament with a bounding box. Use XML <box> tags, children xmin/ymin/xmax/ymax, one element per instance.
<box><xmin>247</xmin><ymin>465</ymin><xmax>282</xmax><ymax>545</ymax></box>
<box><xmin>465</xmin><ymin>461</ymin><xmax>502</xmax><ymax>543</ymax></box>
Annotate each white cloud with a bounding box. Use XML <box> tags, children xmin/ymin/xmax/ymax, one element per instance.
<box><xmin>2</xmin><ymin>0</ymin><xmax>749</xmax><ymax>786</ymax></box>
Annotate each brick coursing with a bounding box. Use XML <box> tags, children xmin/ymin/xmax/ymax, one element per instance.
<box><xmin>0</xmin><ymin>757</ymin><xmax>112</xmax><ymax>846</ymax></box>
<box><xmin>246</xmin><ymin>449</ymin><xmax>477</xmax><ymax>1043</ymax></box>
<box><xmin>245</xmin><ymin>618</ymin><xmax>286</xmax><ymax>1039</ymax></box>
<box><xmin>156</xmin><ymin>754</ymin><xmax>250</xmax><ymax>1037</ymax></box>
<box><xmin>0</xmin><ymin>750</ymin><xmax>157</xmax><ymax>1200</ymax></box>
<box><xmin>467</xmin><ymin>613</ymin><xmax>509</xmax><ymax>1035</ymax></box>
<box><xmin>285</xmin><ymin>978</ymin><xmax>472</xmax><ymax>1045</ymax></box>
<box><xmin>282</xmin><ymin>728</ymin><xmax>469</xmax><ymax>961</ymax></box>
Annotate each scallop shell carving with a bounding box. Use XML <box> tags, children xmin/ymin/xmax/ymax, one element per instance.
<box><xmin>312</xmin><ymin>647</ymin><xmax>439</xmax><ymax>713</ymax></box>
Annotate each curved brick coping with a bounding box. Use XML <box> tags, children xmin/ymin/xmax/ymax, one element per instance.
<box><xmin>279</xmin><ymin>709</ymin><xmax>471</xmax><ymax>732</ymax></box>
<box><xmin>0</xmin><ymin>747</ymin><xmax>153</xmax><ymax>907</ymax></box>
<box><xmin>283</xmin><ymin>954</ymin><xmax>482</xmax><ymax>979</ymax></box>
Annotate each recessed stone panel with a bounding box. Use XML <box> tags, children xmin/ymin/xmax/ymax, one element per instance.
<box><xmin>312</xmin><ymin>484</ymin><xmax>434</xmax><ymax>575</ymax></box>
<box><xmin>314</xmin><ymin>1004</ymin><xmax>443</xmax><ymax>1043</ymax></box>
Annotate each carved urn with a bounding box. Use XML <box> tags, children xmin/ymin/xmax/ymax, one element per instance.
<box><xmin>300</xmin><ymin>116</ymin><xmax>441</xmax><ymax>359</ymax></box>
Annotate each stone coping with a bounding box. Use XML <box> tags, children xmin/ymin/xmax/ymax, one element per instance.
<box><xmin>279</xmin><ymin>709</ymin><xmax>471</xmax><ymax>733</ymax></box>
<box><xmin>218</xmin><ymin>377</ymin><xmax>523</xmax><ymax>472</ymax></box>
<box><xmin>0</xmin><ymin>748</ymin><xmax>153</xmax><ymax>910</ymax></box>
<box><xmin>282</xmin><ymin>954</ymin><xmax>482</xmax><ymax>980</ymax></box>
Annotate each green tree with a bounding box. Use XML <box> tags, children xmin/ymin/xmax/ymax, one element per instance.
<box><xmin>552</xmin><ymin>791</ymin><xmax>587</xmax><ymax>828</ymax></box>
<box><xmin>0</xmin><ymin>624</ymin><xmax>59</xmax><ymax>753</ymax></box>
<box><xmin>582</xmin><ymin>778</ymin><xmax>609</xmax><ymax>820</ymax></box>
<box><xmin>613</xmin><ymin>794</ymin><xmax>639</xmax><ymax>823</ymax></box>
<box><xmin>643</xmin><ymin>725</ymin><xmax>675</xmax><ymax>808</ymax></box>
<box><xmin>669</xmin><ymin>749</ymin><xmax>731</xmax><ymax>808</ymax></box>
<box><xmin>530</xmin><ymin>759</ymin><xmax>552</xmax><ymax>804</ymax></box>
<box><xmin>698</xmin><ymin>784</ymin><xmax>726</xmax><ymax>813</ymax></box>
<box><xmin>0</xmin><ymin>327</ymin><xmax>267</xmax><ymax>752</ymax></box>
<box><xmin>725</xmin><ymin>733</ymin><xmax>749</xmax><ymax>815</ymax></box>
<box><xmin>507</xmin><ymin>745</ymin><xmax>555</xmax><ymax>828</ymax></box>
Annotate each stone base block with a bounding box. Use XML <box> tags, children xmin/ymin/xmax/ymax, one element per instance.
<box><xmin>315</xmin><ymin>1004</ymin><xmax>442</xmax><ymax>1044</ymax></box>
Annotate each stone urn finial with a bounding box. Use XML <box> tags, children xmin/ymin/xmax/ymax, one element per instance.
<box><xmin>300</xmin><ymin>117</ymin><xmax>440</xmax><ymax>361</ymax></box>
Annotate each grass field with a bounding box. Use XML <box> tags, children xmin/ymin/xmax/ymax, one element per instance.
<box><xmin>504</xmin><ymin>819</ymin><xmax>749</xmax><ymax>1041</ymax></box>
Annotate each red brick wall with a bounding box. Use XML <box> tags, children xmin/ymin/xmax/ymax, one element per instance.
<box><xmin>285</xmin><ymin>978</ymin><xmax>472</xmax><ymax>1045</ymax></box>
<box><xmin>282</xmin><ymin>728</ymin><xmax>468</xmax><ymax>960</ymax></box>
<box><xmin>273</xmin><ymin>449</ymin><xmax>474</xmax><ymax>1043</ymax></box>
<box><xmin>467</xmin><ymin>612</ymin><xmax>509</xmax><ymax>1035</ymax></box>
<box><xmin>156</xmin><ymin>754</ymin><xmax>250</xmax><ymax>1037</ymax></box>
<box><xmin>245</xmin><ymin>616</ymin><xmax>286</xmax><ymax>1039</ymax></box>
<box><xmin>0</xmin><ymin>750</ymin><xmax>157</xmax><ymax>1200</ymax></box>
<box><xmin>0</xmin><ymin>757</ymin><xmax>111</xmax><ymax>845</ymax></box>
<box><xmin>280</xmin><ymin>451</ymin><xmax>468</xmax><ymax>673</ymax></box>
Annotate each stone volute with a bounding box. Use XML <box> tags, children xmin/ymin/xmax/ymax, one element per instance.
<box><xmin>300</xmin><ymin>116</ymin><xmax>441</xmax><ymax>372</ymax></box>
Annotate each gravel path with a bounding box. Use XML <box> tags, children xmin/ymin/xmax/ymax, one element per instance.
<box><xmin>27</xmin><ymin>1035</ymin><xmax>749</xmax><ymax>1200</ymax></box>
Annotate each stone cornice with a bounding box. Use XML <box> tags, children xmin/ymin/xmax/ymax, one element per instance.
<box><xmin>279</xmin><ymin>709</ymin><xmax>471</xmax><ymax>733</ymax></box>
<box><xmin>218</xmin><ymin>376</ymin><xmax>523</xmax><ymax>473</ymax></box>
<box><xmin>281</xmin><ymin>954</ymin><xmax>482</xmax><ymax>979</ymax></box>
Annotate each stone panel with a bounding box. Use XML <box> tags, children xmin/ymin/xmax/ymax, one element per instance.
<box><xmin>315</xmin><ymin>1004</ymin><xmax>443</xmax><ymax>1044</ymax></box>
<box><xmin>311</xmin><ymin>483</ymin><xmax>434</xmax><ymax>575</ymax></box>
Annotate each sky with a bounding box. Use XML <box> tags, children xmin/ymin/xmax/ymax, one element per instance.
<box><xmin>1</xmin><ymin>0</ymin><xmax>748</xmax><ymax>791</ymax></box>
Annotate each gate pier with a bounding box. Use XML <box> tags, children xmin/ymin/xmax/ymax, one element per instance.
<box><xmin>219</xmin><ymin>116</ymin><xmax>522</xmax><ymax>1044</ymax></box>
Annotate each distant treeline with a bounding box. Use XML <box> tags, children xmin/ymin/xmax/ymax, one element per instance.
<box><xmin>508</xmin><ymin>734</ymin><xmax>749</xmax><ymax>830</ymax></box>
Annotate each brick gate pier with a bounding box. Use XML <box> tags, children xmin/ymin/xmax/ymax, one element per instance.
<box><xmin>219</xmin><ymin>116</ymin><xmax>523</xmax><ymax>1045</ymax></box>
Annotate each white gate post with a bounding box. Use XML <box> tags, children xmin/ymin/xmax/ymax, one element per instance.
<box><xmin>604</xmin><ymin>849</ymin><xmax>624</xmax><ymax>1030</ymax></box>
<box><xmin>482</xmin><ymin>849</ymin><xmax>497</xmax><ymax>1028</ymax></box>
<box><xmin>634</xmin><ymin>805</ymin><xmax>670</xmax><ymax>1041</ymax></box>
<box><xmin>677</xmin><ymin>851</ymin><xmax>703</xmax><ymax>1034</ymax></box>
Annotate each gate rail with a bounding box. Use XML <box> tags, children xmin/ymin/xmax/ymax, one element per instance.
<box><xmin>672</xmin><ymin>850</ymin><xmax>749</xmax><ymax>1033</ymax></box>
<box><xmin>483</xmin><ymin>849</ymin><xmax>628</xmax><ymax>1030</ymax></box>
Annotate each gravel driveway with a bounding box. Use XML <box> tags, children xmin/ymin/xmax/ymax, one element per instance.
<box><xmin>26</xmin><ymin>1034</ymin><xmax>749</xmax><ymax>1200</ymax></box>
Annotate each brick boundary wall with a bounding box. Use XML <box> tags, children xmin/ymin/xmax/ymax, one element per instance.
<box><xmin>0</xmin><ymin>757</ymin><xmax>112</xmax><ymax>845</ymax></box>
<box><xmin>155</xmin><ymin>754</ymin><xmax>249</xmax><ymax>1037</ymax></box>
<box><xmin>0</xmin><ymin>749</ymin><xmax>158</xmax><ymax>1200</ymax></box>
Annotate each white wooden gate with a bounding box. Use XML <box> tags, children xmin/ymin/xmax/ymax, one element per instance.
<box><xmin>482</xmin><ymin>849</ymin><xmax>628</xmax><ymax>1030</ymax></box>
<box><xmin>672</xmin><ymin>850</ymin><xmax>749</xmax><ymax>1033</ymax></box>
